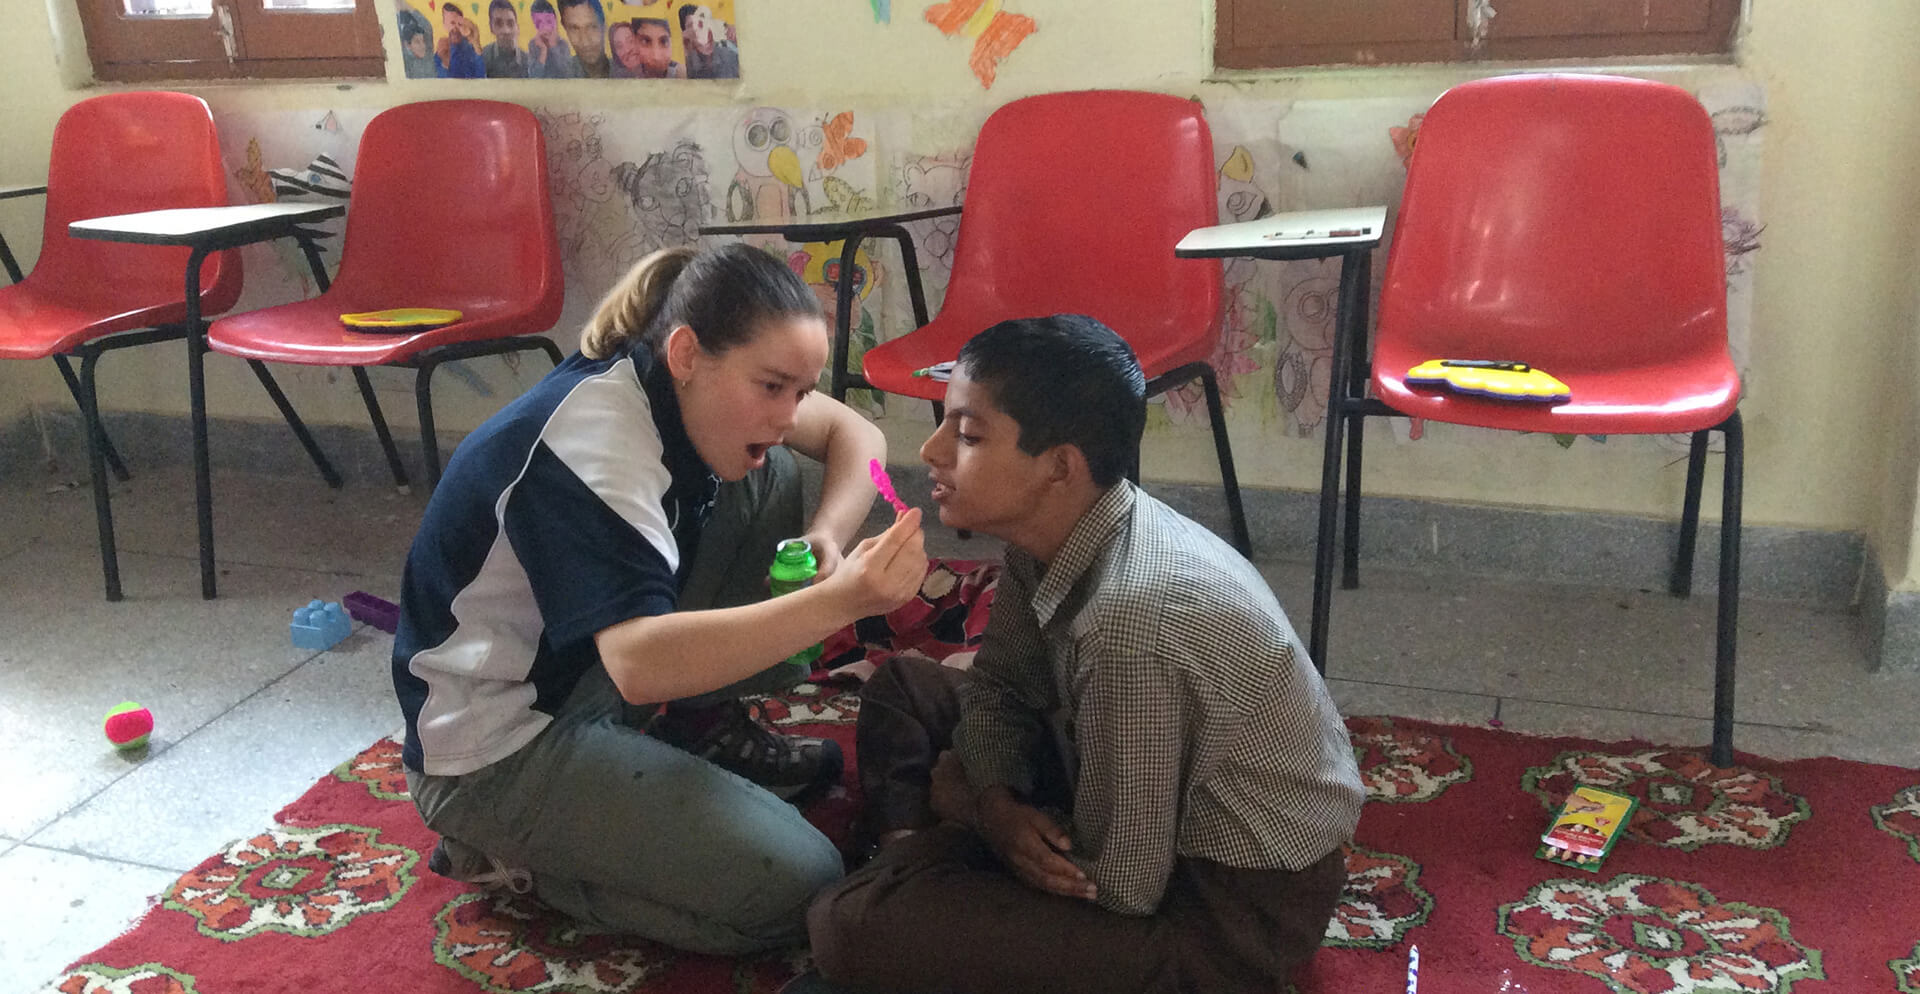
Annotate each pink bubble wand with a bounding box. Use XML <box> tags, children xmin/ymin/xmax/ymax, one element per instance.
<box><xmin>870</xmin><ymin>459</ymin><xmax>909</xmax><ymax>514</ymax></box>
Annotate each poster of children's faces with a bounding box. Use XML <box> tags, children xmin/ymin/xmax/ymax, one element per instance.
<box><xmin>395</xmin><ymin>0</ymin><xmax>739</xmax><ymax>80</ymax></box>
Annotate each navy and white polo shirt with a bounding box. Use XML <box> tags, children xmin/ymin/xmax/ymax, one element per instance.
<box><xmin>393</xmin><ymin>346</ymin><xmax>718</xmax><ymax>776</ymax></box>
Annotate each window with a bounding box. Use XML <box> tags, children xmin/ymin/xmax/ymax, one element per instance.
<box><xmin>1216</xmin><ymin>0</ymin><xmax>1741</xmax><ymax>69</ymax></box>
<box><xmin>76</xmin><ymin>0</ymin><xmax>385</xmax><ymax>81</ymax></box>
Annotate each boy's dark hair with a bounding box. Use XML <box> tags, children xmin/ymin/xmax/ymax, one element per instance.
<box><xmin>488</xmin><ymin>0</ymin><xmax>515</xmax><ymax>16</ymax></box>
<box><xmin>957</xmin><ymin>314</ymin><xmax>1146</xmax><ymax>488</ymax></box>
<box><xmin>529</xmin><ymin>0</ymin><xmax>554</xmax><ymax>14</ymax></box>
<box><xmin>633</xmin><ymin>16</ymin><xmax>671</xmax><ymax>34</ymax></box>
<box><xmin>400</xmin><ymin>18</ymin><xmax>428</xmax><ymax>43</ymax></box>
<box><xmin>676</xmin><ymin>3</ymin><xmax>704</xmax><ymax>30</ymax></box>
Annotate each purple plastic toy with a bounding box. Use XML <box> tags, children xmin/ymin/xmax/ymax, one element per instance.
<box><xmin>343</xmin><ymin>591</ymin><xmax>400</xmax><ymax>634</ymax></box>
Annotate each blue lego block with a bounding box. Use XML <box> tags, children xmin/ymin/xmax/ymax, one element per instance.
<box><xmin>291</xmin><ymin>598</ymin><xmax>352</xmax><ymax>651</ymax></box>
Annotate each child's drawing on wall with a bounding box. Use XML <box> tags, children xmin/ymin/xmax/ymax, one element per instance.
<box><xmin>540</xmin><ymin>110</ymin><xmax>652</xmax><ymax>293</ymax></box>
<box><xmin>727</xmin><ymin>108</ymin><xmax>809</xmax><ymax>222</ymax></box>
<box><xmin>923</xmin><ymin>0</ymin><xmax>1035</xmax><ymax>89</ymax></box>
<box><xmin>892</xmin><ymin>150</ymin><xmax>967</xmax><ymax>300</ymax></box>
<box><xmin>220</xmin><ymin>112</ymin><xmax>358</xmax><ymax>298</ymax></box>
<box><xmin>790</xmin><ymin>239</ymin><xmax>886</xmax><ymax>414</ymax></box>
<box><xmin>1274</xmin><ymin>270</ymin><xmax>1338</xmax><ymax>437</ymax></box>
<box><xmin>611</xmin><ymin>138</ymin><xmax>713</xmax><ymax>253</ymax></box>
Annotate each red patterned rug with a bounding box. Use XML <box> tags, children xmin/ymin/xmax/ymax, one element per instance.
<box><xmin>45</xmin><ymin>719</ymin><xmax>1920</xmax><ymax>994</ymax></box>
<box><xmin>41</xmin><ymin>565</ymin><xmax>1920</xmax><ymax>993</ymax></box>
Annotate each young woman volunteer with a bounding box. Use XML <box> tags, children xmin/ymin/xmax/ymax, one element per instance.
<box><xmin>392</xmin><ymin>243</ymin><xmax>927</xmax><ymax>953</ymax></box>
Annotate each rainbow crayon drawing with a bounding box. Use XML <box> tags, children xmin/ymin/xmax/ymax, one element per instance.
<box><xmin>870</xmin><ymin>459</ymin><xmax>909</xmax><ymax>514</ymax></box>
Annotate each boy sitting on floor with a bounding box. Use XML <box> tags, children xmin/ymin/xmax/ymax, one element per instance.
<box><xmin>795</xmin><ymin>314</ymin><xmax>1365</xmax><ymax>994</ymax></box>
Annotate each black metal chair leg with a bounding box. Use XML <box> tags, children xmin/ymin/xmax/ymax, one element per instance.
<box><xmin>77</xmin><ymin>351</ymin><xmax>121</xmax><ymax>602</ymax></box>
<box><xmin>885</xmin><ymin>225</ymin><xmax>934</xmax><ymax>327</ymax></box>
<box><xmin>180</xmin><ymin>249</ymin><xmax>221</xmax><ymax>599</ymax></box>
<box><xmin>54</xmin><ymin>354</ymin><xmax>131</xmax><ymax>482</ymax></box>
<box><xmin>1341</xmin><ymin>250</ymin><xmax>1373</xmax><ymax>590</ymax></box>
<box><xmin>828</xmin><ymin>234</ymin><xmax>867</xmax><ymax>402</ymax></box>
<box><xmin>1310</xmin><ymin>400</ymin><xmax>1347</xmax><ymax>677</ymax></box>
<box><xmin>534</xmin><ymin>336</ymin><xmax>563</xmax><ymax>367</ymax></box>
<box><xmin>417</xmin><ymin>361</ymin><xmax>443</xmax><ymax>490</ymax></box>
<box><xmin>351</xmin><ymin>366</ymin><xmax>409</xmax><ymax>490</ymax></box>
<box><xmin>1197</xmin><ymin>366</ymin><xmax>1251</xmax><ymax>557</ymax></box>
<box><xmin>877</xmin><ymin>223</ymin><xmax>936</xmax><ymax>425</ymax></box>
<box><xmin>1341</xmin><ymin>412</ymin><xmax>1365</xmax><ymax>589</ymax></box>
<box><xmin>1673</xmin><ymin>428</ymin><xmax>1710</xmax><ymax>597</ymax></box>
<box><xmin>1710</xmin><ymin>412</ymin><xmax>1742</xmax><ymax>768</ymax></box>
<box><xmin>294</xmin><ymin>233</ymin><xmax>333</xmax><ymax>294</ymax></box>
<box><xmin>0</xmin><ymin>229</ymin><xmax>24</xmax><ymax>285</ymax></box>
<box><xmin>246</xmin><ymin>359</ymin><xmax>342</xmax><ymax>488</ymax></box>
<box><xmin>1308</xmin><ymin>250</ymin><xmax>1367</xmax><ymax>676</ymax></box>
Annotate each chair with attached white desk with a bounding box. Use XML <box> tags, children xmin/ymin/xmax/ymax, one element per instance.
<box><xmin>1302</xmin><ymin>75</ymin><xmax>1745</xmax><ymax>765</ymax></box>
<box><xmin>0</xmin><ymin>92</ymin><xmax>250</xmax><ymax>601</ymax></box>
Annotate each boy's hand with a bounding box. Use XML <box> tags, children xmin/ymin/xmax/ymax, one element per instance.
<box><xmin>803</xmin><ymin>530</ymin><xmax>846</xmax><ymax>584</ymax></box>
<box><xmin>828</xmin><ymin>509</ymin><xmax>926</xmax><ymax>619</ymax></box>
<box><xmin>977</xmin><ymin>787</ymin><xmax>1096</xmax><ymax>901</ymax></box>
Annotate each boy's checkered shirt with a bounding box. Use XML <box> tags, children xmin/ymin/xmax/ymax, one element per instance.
<box><xmin>955</xmin><ymin>482</ymin><xmax>1365</xmax><ymax>916</ymax></box>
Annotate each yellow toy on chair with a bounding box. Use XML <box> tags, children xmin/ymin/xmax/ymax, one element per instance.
<box><xmin>338</xmin><ymin>307</ymin><xmax>463</xmax><ymax>332</ymax></box>
<box><xmin>1405</xmin><ymin>359</ymin><xmax>1571</xmax><ymax>403</ymax></box>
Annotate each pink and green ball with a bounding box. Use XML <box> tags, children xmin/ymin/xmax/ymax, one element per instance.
<box><xmin>103</xmin><ymin>701</ymin><xmax>153</xmax><ymax>750</ymax></box>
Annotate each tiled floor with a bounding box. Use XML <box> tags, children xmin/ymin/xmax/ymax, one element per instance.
<box><xmin>4</xmin><ymin>462</ymin><xmax>1917</xmax><ymax>992</ymax></box>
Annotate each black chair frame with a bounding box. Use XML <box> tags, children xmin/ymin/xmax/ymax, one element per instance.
<box><xmin>6</xmin><ymin>190</ymin><xmax>167</xmax><ymax>601</ymax></box>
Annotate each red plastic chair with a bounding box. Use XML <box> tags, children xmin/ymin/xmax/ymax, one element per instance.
<box><xmin>856</xmin><ymin>90</ymin><xmax>1248</xmax><ymax>554</ymax></box>
<box><xmin>0</xmin><ymin>92</ymin><xmax>242</xmax><ymax>601</ymax></box>
<box><xmin>1313</xmin><ymin>74</ymin><xmax>1743</xmax><ymax>764</ymax></box>
<box><xmin>207</xmin><ymin>99</ymin><xmax>564</xmax><ymax>497</ymax></box>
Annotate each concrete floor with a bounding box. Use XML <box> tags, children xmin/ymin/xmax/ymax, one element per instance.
<box><xmin>3</xmin><ymin>463</ymin><xmax>1916</xmax><ymax>991</ymax></box>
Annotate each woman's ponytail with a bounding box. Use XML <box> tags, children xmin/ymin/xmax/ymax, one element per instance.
<box><xmin>580</xmin><ymin>246</ymin><xmax>698</xmax><ymax>359</ymax></box>
<box><xmin>581</xmin><ymin>242</ymin><xmax>820</xmax><ymax>362</ymax></box>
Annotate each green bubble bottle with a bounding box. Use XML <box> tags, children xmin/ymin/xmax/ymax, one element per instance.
<box><xmin>770</xmin><ymin>538</ymin><xmax>824</xmax><ymax>668</ymax></box>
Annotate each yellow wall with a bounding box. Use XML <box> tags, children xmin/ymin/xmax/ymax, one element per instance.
<box><xmin>0</xmin><ymin>1</ymin><xmax>69</xmax><ymax>428</ymax></box>
<box><xmin>6</xmin><ymin>0</ymin><xmax>1920</xmax><ymax>592</ymax></box>
<box><xmin>1743</xmin><ymin>4</ymin><xmax>1920</xmax><ymax>594</ymax></box>
<box><xmin>1888</xmin><ymin>274</ymin><xmax>1920</xmax><ymax>589</ymax></box>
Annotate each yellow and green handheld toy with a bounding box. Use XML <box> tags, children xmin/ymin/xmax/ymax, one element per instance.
<box><xmin>339</xmin><ymin>307</ymin><xmax>463</xmax><ymax>332</ymax></box>
<box><xmin>1406</xmin><ymin>359</ymin><xmax>1571</xmax><ymax>403</ymax></box>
